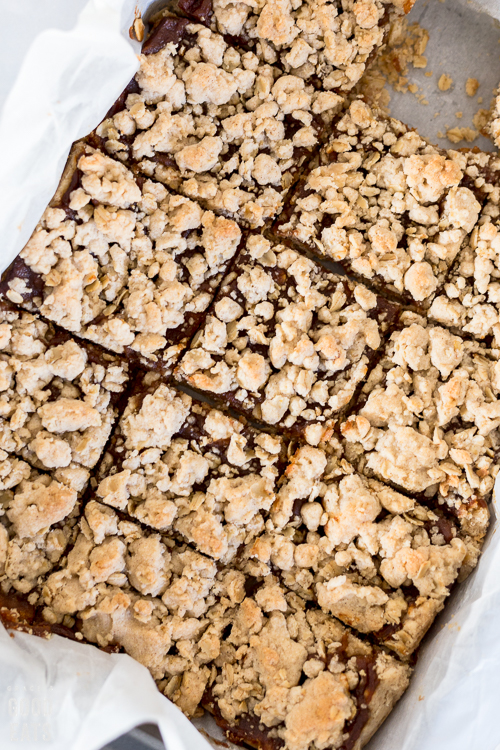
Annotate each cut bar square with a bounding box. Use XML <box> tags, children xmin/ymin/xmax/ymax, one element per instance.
<box><xmin>274</xmin><ymin>99</ymin><xmax>492</xmax><ymax>307</ymax></box>
<box><xmin>238</xmin><ymin>443</ymin><xmax>483</xmax><ymax>659</ymax></box>
<box><xmin>93</xmin><ymin>20</ymin><xmax>345</xmax><ymax>228</ymax></box>
<box><xmin>1</xmin><ymin>145</ymin><xmax>242</xmax><ymax>367</ymax></box>
<box><xmin>0</xmin><ymin>302</ymin><xmax>129</xmax><ymax>479</ymax></box>
<box><xmin>95</xmin><ymin>378</ymin><xmax>287</xmax><ymax>563</ymax></box>
<box><xmin>175</xmin><ymin>235</ymin><xmax>400</xmax><ymax>444</ymax></box>
<box><xmin>341</xmin><ymin>311</ymin><xmax>496</xmax><ymax>540</ymax></box>
<box><xmin>0</xmin><ymin>465</ymin><xmax>82</xmax><ymax>595</ymax></box>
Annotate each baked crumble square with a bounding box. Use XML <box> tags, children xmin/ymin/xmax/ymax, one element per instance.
<box><xmin>429</xmin><ymin>205</ymin><xmax>500</xmax><ymax>344</ymax></box>
<box><xmin>40</xmin><ymin>505</ymin><xmax>225</xmax><ymax>712</ymax></box>
<box><xmin>202</xmin><ymin>590</ymin><xmax>410</xmax><ymax>750</ymax></box>
<box><xmin>0</xmin><ymin>302</ymin><xmax>129</xmax><ymax>478</ymax></box>
<box><xmin>242</xmin><ymin>443</ymin><xmax>482</xmax><ymax>658</ymax></box>
<box><xmin>1</xmin><ymin>145</ymin><xmax>242</xmax><ymax>367</ymax></box>
<box><xmin>341</xmin><ymin>311</ymin><xmax>496</xmax><ymax>539</ymax></box>
<box><xmin>164</xmin><ymin>0</ymin><xmax>415</xmax><ymax>94</ymax></box>
<box><xmin>93</xmin><ymin>21</ymin><xmax>345</xmax><ymax>228</ymax></box>
<box><xmin>274</xmin><ymin>99</ymin><xmax>488</xmax><ymax>307</ymax></box>
<box><xmin>94</xmin><ymin>377</ymin><xmax>287</xmax><ymax>562</ymax></box>
<box><xmin>175</xmin><ymin>236</ymin><xmax>400</xmax><ymax>443</ymax></box>
<box><xmin>1</xmin><ymin>464</ymin><xmax>83</xmax><ymax>595</ymax></box>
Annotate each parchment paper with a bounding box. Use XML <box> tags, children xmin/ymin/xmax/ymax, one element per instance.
<box><xmin>1</xmin><ymin>1</ymin><xmax>500</xmax><ymax>749</ymax></box>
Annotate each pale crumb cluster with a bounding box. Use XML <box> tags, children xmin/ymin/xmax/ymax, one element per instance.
<box><xmin>466</xmin><ymin>78</ymin><xmax>480</xmax><ymax>97</ymax></box>
<box><xmin>176</xmin><ymin>236</ymin><xmax>398</xmax><ymax>443</ymax></box>
<box><xmin>275</xmin><ymin>99</ymin><xmax>484</xmax><ymax>306</ymax></box>
<box><xmin>438</xmin><ymin>73</ymin><xmax>453</xmax><ymax>92</ymax></box>
<box><xmin>488</xmin><ymin>86</ymin><xmax>500</xmax><ymax>150</ymax></box>
<box><xmin>96</xmin><ymin>381</ymin><xmax>285</xmax><ymax>563</ymax></box>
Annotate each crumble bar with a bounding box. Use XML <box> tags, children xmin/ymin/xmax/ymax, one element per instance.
<box><xmin>341</xmin><ymin>312</ymin><xmax>496</xmax><ymax>539</ymax></box>
<box><xmin>274</xmin><ymin>99</ymin><xmax>487</xmax><ymax>307</ymax></box>
<box><xmin>238</xmin><ymin>444</ymin><xmax>481</xmax><ymax>658</ymax></box>
<box><xmin>95</xmin><ymin>378</ymin><xmax>287</xmax><ymax>562</ymax></box>
<box><xmin>165</xmin><ymin>0</ymin><xmax>415</xmax><ymax>95</ymax></box>
<box><xmin>0</xmin><ymin>302</ymin><xmax>128</xmax><ymax>477</ymax></box>
<box><xmin>175</xmin><ymin>236</ymin><xmax>400</xmax><ymax>443</ymax></box>
<box><xmin>429</xmin><ymin>207</ymin><xmax>500</xmax><ymax>344</ymax></box>
<box><xmin>0</xmin><ymin>146</ymin><xmax>242</xmax><ymax>365</ymax></box>
<box><xmin>203</xmin><ymin>593</ymin><xmax>410</xmax><ymax>750</ymax></box>
<box><xmin>0</xmin><ymin>465</ymin><xmax>83</xmax><ymax>595</ymax></box>
<box><xmin>93</xmin><ymin>21</ymin><xmax>345</xmax><ymax>228</ymax></box>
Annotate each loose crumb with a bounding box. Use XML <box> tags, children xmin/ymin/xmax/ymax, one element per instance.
<box><xmin>466</xmin><ymin>78</ymin><xmax>480</xmax><ymax>97</ymax></box>
<box><xmin>413</xmin><ymin>55</ymin><xmax>427</xmax><ymax>69</ymax></box>
<box><xmin>353</xmin><ymin>18</ymin><xmax>430</xmax><ymax>113</ymax></box>
<box><xmin>455</xmin><ymin>111</ymin><xmax>463</xmax><ymax>119</ymax></box>
<box><xmin>473</xmin><ymin>109</ymin><xmax>490</xmax><ymax>134</ymax></box>
<box><xmin>438</xmin><ymin>74</ymin><xmax>453</xmax><ymax>92</ymax></box>
<box><xmin>446</xmin><ymin>126</ymin><xmax>479</xmax><ymax>144</ymax></box>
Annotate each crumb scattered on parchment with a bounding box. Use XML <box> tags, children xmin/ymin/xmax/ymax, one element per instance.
<box><xmin>353</xmin><ymin>15</ymin><xmax>492</xmax><ymax>150</ymax></box>
<box><xmin>466</xmin><ymin>78</ymin><xmax>480</xmax><ymax>97</ymax></box>
<box><xmin>438</xmin><ymin>74</ymin><xmax>453</xmax><ymax>91</ymax></box>
<box><xmin>353</xmin><ymin>17</ymin><xmax>430</xmax><ymax>112</ymax></box>
<box><xmin>446</xmin><ymin>126</ymin><xmax>479</xmax><ymax>143</ymax></box>
<box><xmin>455</xmin><ymin>111</ymin><xmax>463</xmax><ymax>119</ymax></box>
<box><xmin>473</xmin><ymin>108</ymin><xmax>491</xmax><ymax>134</ymax></box>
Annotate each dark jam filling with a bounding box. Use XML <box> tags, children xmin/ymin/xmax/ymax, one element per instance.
<box><xmin>0</xmin><ymin>256</ymin><xmax>44</xmax><ymax>304</ymax></box>
<box><xmin>0</xmin><ymin>590</ymin><xmax>79</xmax><ymax>642</ymax></box>
<box><xmin>339</xmin><ymin>656</ymin><xmax>380</xmax><ymax>750</ymax></box>
<box><xmin>142</xmin><ymin>16</ymin><xmax>191</xmax><ymax>55</ymax></box>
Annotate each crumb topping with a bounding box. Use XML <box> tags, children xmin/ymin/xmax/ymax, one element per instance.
<box><xmin>95</xmin><ymin>24</ymin><xmax>345</xmax><ymax>228</ymax></box>
<box><xmin>0</xmin><ymin>306</ymin><xmax>128</xmax><ymax>475</ymax></box>
<box><xmin>95</xmin><ymin>382</ymin><xmax>285</xmax><ymax>563</ymax></box>
<box><xmin>6</xmin><ymin>150</ymin><xmax>241</xmax><ymax>364</ymax></box>
<box><xmin>430</xmin><ymin>207</ymin><xmax>500</xmax><ymax>344</ymax></box>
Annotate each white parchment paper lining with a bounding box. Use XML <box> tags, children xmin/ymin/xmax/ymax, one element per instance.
<box><xmin>1</xmin><ymin>0</ymin><xmax>500</xmax><ymax>748</ymax></box>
